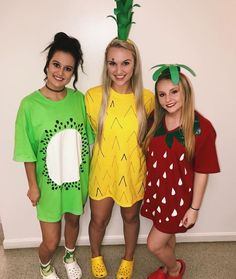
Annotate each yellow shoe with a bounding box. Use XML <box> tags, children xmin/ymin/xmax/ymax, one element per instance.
<box><xmin>116</xmin><ymin>259</ymin><xmax>134</xmax><ymax>279</ymax></box>
<box><xmin>91</xmin><ymin>256</ymin><xmax>108</xmax><ymax>278</ymax></box>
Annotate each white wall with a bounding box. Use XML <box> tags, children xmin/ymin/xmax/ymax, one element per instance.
<box><xmin>0</xmin><ymin>0</ymin><xmax>235</xmax><ymax>249</ymax></box>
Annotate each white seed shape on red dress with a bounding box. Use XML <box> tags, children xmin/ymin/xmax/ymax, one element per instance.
<box><xmin>180</xmin><ymin>198</ymin><xmax>184</xmax><ymax>206</ymax></box>
<box><xmin>169</xmin><ymin>163</ymin><xmax>174</xmax><ymax>170</ymax></box>
<box><xmin>161</xmin><ymin>197</ymin><xmax>166</xmax><ymax>204</ymax></box>
<box><xmin>171</xmin><ymin>209</ymin><xmax>177</xmax><ymax>217</ymax></box>
<box><xmin>163</xmin><ymin>172</ymin><xmax>167</xmax><ymax>179</ymax></box>
<box><xmin>157</xmin><ymin>206</ymin><xmax>161</xmax><ymax>213</ymax></box>
<box><xmin>153</xmin><ymin>193</ymin><xmax>157</xmax><ymax>199</ymax></box>
<box><xmin>153</xmin><ymin>161</ymin><xmax>157</xmax><ymax>168</ymax></box>
<box><xmin>179</xmin><ymin>220</ymin><xmax>183</xmax><ymax>227</ymax></box>
<box><xmin>163</xmin><ymin>151</ymin><xmax>167</xmax><ymax>158</ymax></box>
<box><xmin>171</xmin><ymin>188</ymin><xmax>176</xmax><ymax>195</ymax></box>
<box><xmin>156</xmin><ymin>179</ymin><xmax>160</xmax><ymax>187</ymax></box>
<box><xmin>178</xmin><ymin>178</ymin><xmax>183</xmax><ymax>186</ymax></box>
<box><xmin>179</xmin><ymin>153</ymin><xmax>185</xmax><ymax>161</ymax></box>
<box><xmin>148</xmin><ymin>181</ymin><xmax>151</xmax><ymax>186</ymax></box>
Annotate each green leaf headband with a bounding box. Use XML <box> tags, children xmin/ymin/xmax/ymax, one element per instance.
<box><xmin>108</xmin><ymin>0</ymin><xmax>141</xmax><ymax>41</ymax></box>
<box><xmin>151</xmin><ymin>64</ymin><xmax>196</xmax><ymax>84</ymax></box>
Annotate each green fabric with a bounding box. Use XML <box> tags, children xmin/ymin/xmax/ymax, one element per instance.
<box><xmin>14</xmin><ymin>89</ymin><xmax>94</xmax><ymax>222</ymax></box>
<box><xmin>108</xmin><ymin>0</ymin><xmax>140</xmax><ymax>40</ymax></box>
<box><xmin>40</xmin><ymin>264</ymin><xmax>53</xmax><ymax>276</ymax></box>
<box><xmin>64</xmin><ymin>250</ymin><xmax>75</xmax><ymax>264</ymax></box>
<box><xmin>151</xmin><ymin>64</ymin><xmax>196</xmax><ymax>84</ymax></box>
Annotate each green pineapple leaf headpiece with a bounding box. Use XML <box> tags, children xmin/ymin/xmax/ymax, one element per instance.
<box><xmin>151</xmin><ymin>64</ymin><xmax>196</xmax><ymax>84</ymax></box>
<box><xmin>107</xmin><ymin>0</ymin><xmax>141</xmax><ymax>41</ymax></box>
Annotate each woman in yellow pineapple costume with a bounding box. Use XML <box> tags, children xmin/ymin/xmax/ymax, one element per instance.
<box><xmin>85</xmin><ymin>1</ymin><xmax>154</xmax><ymax>278</ymax></box>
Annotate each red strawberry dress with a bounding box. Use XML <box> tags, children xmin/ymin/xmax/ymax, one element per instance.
<box><xmin>141</xmin><ymin>111</ymin><xmax>220</xmax><ymax>233</ymax></box>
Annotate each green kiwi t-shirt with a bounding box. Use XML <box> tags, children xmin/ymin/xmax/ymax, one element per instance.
<box><xmin>14</xmin><ymin>89</ymin><xmax>94</xmax><ymax>222</ymax></box>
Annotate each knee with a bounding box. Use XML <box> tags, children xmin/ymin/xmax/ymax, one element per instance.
<box><xmin>147</xmin><ymin>237</ymin><xmax>162</xmax><ymax>255</ymax></box>
<box><xmin>122</xmin><ymin>212</ymin><xmax>140</xmax><ymax>225</ymax></box>
<box><xmin>147</xmin><ymin>238</ymin><xmax>156</xmax><ymax>254</ymax></box>
<box><xmin>90</xmin><ymin>214</ymin><xmax>110</xmax><ymax>230</ymax></box>
<box><xmin>42</xmin><ymin>238</ymin><xmax>60</xmax><ymax>253</ymax></box>
<box><xmin>65</xmin><ymin>214</ymin><xmax>80</xmax><ymax>229</ymax></box>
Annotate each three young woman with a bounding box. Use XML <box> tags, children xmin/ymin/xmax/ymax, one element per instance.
<box><xmin>14</xmin><ymin>32</ymin><xmax>93</xmax><ymax>279</ymax></box>
<box><xmin>14</xmin><ymin>32</ymin><xmax>220</xmax><ymax>279</ymax></box>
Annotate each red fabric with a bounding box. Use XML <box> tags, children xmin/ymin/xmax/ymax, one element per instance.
<box><xmin>193</xmin><ymin>112</ymin><xmax>220</xmax><ymax>173</ymax></box>
<box><xmin>141</xmin><ymin>112</ymin><xmax>220</xmax><ymax>233</ymax></box>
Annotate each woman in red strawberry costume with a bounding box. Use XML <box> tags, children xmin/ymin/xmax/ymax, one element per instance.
<box><xmin>141</xmin><ymin>64</ymin><xmax>220</xmax><ymax>279</ymax></box>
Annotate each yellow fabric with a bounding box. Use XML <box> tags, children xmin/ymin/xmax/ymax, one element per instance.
<box><xmin>85</xmin><ymin>86</ymin><xmax>154</xmax><ymax>207</ymax></box>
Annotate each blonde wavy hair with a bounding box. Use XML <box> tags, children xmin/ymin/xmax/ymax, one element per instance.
<box><xmin>97</xmin><ymin>38</ymin><xmax>147</xmax><ymax>146</ymax></box>
<box><xmin>144</xmin><ymin>73</ymin><xmax>195</xmax><ymax>161</ymax></box>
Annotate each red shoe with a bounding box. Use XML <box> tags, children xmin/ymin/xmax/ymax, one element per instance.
<box><xmin>166</xmin><ymin>259</ymin><xmax>186</xmax><ymax>279</ymax></box>
<box><xmin>147</xmin><ymin>267</ymin><xmax>167</xmax><ymax>279</ymax></box>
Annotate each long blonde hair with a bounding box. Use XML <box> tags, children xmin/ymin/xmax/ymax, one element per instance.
<box><xmin>144</xmin><ymin>73</ymin><xmax>195</xmax><ymax>161</ymax></box>
<box><xmin>97</xmin><ymin>38</ymin><xmax>147</xmax><ymax>146</ymax></box>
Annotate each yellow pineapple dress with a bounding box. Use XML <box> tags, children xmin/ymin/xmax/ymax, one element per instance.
<box><xmin>85</xmin><ymin>86</ymin><xmax>154</xmax><ymax>207</ymax></box>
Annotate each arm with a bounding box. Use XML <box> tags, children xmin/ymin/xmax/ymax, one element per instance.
<box><xmin>24</xmin><ymin>162</ymin><xmax>40</xmax><ymax>207</ymax></box>
<box><xmin>182</xmin><ymin>172</ymin><xmax>208</xmax><ymax>228</ymax></box>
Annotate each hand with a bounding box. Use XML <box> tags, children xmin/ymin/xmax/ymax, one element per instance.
<box><xmin>27</xmin><ymin>186</ymin><xmax>40</xmax><ymax>207</ymax></box>
<box><xmin>182</xmin><ymin>208</ymin><xmax>199</xmax><ymax>228</ymax></box>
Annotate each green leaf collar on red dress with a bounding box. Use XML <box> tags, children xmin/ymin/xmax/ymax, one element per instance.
<box><xmin>154</xmin><ymin>113</ymin><xmax>201</xmax><ymax>148</ymax></box>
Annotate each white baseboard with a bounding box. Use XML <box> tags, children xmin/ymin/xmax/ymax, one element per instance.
<box><xmin>176</xmin><ymin>232</ymin><xmax>236</xmax><ymax>242</ymax></box>
<box><xmin>139</xmin><ymin>232</ymin><xmax>236</xmax><ymax>243</ymax></box>
<box><xmin>3</xmin><ymin>232</ymin><xmax>236</xmax><ymax>249</ymax></box>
